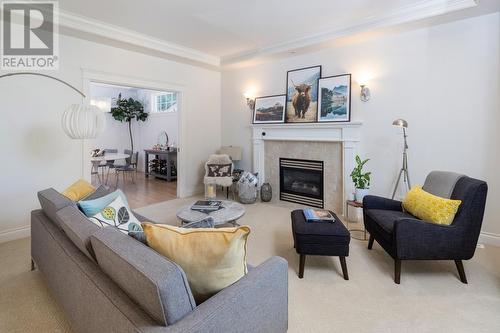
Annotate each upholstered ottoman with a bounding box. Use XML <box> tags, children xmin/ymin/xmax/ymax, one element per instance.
<box><xmin>291</xmin><ymin>210</ymin><xmax>350</xmax><ymax>279</ymax></box>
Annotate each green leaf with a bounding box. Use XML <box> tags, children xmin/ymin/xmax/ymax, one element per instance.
<box><xmin>101</xmin><ymin>207</ymin><xmax>116</xmax><ymax>221</ymax></box>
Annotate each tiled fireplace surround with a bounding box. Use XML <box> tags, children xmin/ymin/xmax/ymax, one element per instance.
<box><xmin>252</xmin><ymin>122</ymin><xmax>362</xmax><ymax>216</ymax></box>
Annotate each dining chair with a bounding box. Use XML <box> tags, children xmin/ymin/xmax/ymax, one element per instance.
<box><xmin>91</xmin><ymin>160</ymin><xmax>102</xmax><ymax>184</ymax></box>
<box><xmin>115</xmin><ymin>150</ymin><xmax>139</xmax><ymax>186</ymax></box>
<box><xmin>99</xmin><ymin>148</ymin><xmax>117</xmax><ymax>184</ymax></box>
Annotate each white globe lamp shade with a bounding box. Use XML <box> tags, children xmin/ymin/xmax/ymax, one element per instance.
<box><xmin>61</xmin><ymin>104</ymin><xmax>105</xmax><ymax>139</ymax></box>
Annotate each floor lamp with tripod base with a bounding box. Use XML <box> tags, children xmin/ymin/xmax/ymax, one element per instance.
<box><xmin>391</xmin><ymin>119</ymin><xmax>411</xmax><ymax>199</ymax></box>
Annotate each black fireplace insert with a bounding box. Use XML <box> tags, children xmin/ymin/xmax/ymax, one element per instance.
<box><xmin>280</xmin><ymin>158</ymin><xmax>324</xmax><ymax>208</ymax></box>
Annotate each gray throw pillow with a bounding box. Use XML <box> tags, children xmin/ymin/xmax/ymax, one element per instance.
<box><xmin>82</xmin><ymin>185</ymin><xmax>111</xmax><ymax>201</ymax></box>
<box><xmin>129</xmin><ymin>231</ymin><xmax>148</xmax><ymax>245</ymax></box>
<box><xmin>182</xmin><ymin>217</ymin><xmax>215</xmax><ymax>228</ymax></box>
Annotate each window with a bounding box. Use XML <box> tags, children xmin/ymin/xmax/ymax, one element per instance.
<box><xmin>153</xmin><ymin>92</ymin><xmax>177</xmax><ymax>113</ymax></box>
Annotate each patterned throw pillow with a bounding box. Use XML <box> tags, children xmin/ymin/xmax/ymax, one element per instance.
<box><xmin>89</xmin><ymin>196</ymin><xmax>142</xmax><ymax>233</ymax></box>
<box><xmin>78</xmin><ymin>189</ymin><xmax>128</xmax><ymax>217</ymax></box>
<box><xmin>207</xmin><ymin>164</ymin><xmax>232</xmax><ymax>177</ymax></box>
<box><xmin>402</xmin><ymin>186</ymin><xmax>462</xmax><ymax>225</ymax></box>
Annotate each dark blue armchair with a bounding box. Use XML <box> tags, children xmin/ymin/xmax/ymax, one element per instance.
<box><xmin>363</xmin><ymin>171</ymin><xmax>488</xmax><ymax>284</ymax></box>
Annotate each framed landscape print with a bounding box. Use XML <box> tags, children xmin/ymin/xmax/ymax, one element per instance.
<box><xmin>252</xmin><ymin>94</ymin><xmax>286</xmax><ymax>124</ymax></box>
<box><xmin>285</xmin><ymin>65</ymin><xmax>321</xmax><ymax>123</ymax></box>
<box><xmin>317</xmin><ymin>74</ymin><xmax>351</xmax><ymax>122</ymax></box>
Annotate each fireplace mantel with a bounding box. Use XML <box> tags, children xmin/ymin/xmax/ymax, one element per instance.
<box><xmin>251</xmin><ymin>121</ymin><xmax>362</xmax><ymax>214</ymax></box>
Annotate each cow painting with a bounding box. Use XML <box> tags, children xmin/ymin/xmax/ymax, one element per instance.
<box><xmin>285</xmin><ymin>65</ymin><xmax>321</xmax><ymax>123</ymax></box>
<box><xmin>291</xmin><ymin>83</ymin><xmax>311</xmax><ymax>119</ymax></box>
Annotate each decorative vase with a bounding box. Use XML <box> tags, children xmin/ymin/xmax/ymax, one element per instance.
<box><xmin>205</xmin><ymin>183</ymin><xmax>217</xmax><ymax>200</ymax></box>
<box><xmin>355</xmin><ymin>188</ymin><xmax>369</xmax><ymax>203</ymax></box>
<box><xmin>260</xmin><ymin>183</ymin><xmax>272</xmax><ymax>202</ymax></box>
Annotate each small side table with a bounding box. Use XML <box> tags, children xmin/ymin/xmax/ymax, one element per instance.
<box><xmin>346</xmin><ymin>200</ymin><xmax>368</xmax><ymax>241</ymax></box>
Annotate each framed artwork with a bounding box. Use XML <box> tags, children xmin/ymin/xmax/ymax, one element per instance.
<box><xmin>317</xmin><ymin>74</ymin><xmax>351</xmax><ymax>122</ymax></box>
<box><xmin>252</xmin><ymin>94</ymin><xmax>286</xmax><ymax>124</ymax></box>
<box><xmin>285</xmin><ymin>65</ymin><xmax>321</xmax><ymax>123</ymax></box>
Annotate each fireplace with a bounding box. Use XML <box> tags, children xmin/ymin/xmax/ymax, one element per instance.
<box><xmin>280</xmin><ymin>158</ymin><xmax>324</xmax><ymax>208</ymax></box>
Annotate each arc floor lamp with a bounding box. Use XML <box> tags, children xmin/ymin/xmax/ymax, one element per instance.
<box><xmin>0</xmin><ymin>72</ymin><xmax>105</xmax><ymax>139</ymax></box>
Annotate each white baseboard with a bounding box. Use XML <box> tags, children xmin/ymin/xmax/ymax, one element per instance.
<box><xmin>0</xmin><ymin>225</ymin><xmax>31</xmax><ymax>243</ymax></box>
<box><xmin>479</xmin><ymin>232</ymin><xmax>500</xmax><ymax>247</ymax></box>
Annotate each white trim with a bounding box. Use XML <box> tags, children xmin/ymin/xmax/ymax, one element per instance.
<box><xmin>81</xmin><ymin>69</ymin><xmax>189</xmax><ymax>198</ymax></box>
<box><xmin>479</xmin><ymin>232</ymin><xmax>500</xmax><ymax>247</ymax></box>
<box><xmin>58</xmin><ymin>10</ymin><xmax>220</xmax><ymax>67</ymax></box>
<box><xmin>222</xmin><ymin>0</ymin><xmax>478</xmax><ymax>64</ymax></box>
<box><xmin>0</xmin><ymin>225</ymin><xmax>30</xmax><ymax>243</ymax></box>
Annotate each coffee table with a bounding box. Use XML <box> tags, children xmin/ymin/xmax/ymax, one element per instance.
<box><xmin>176</xmin><ymin>200</ymin><xmax>245</xmax><ymax>226</ymax></box>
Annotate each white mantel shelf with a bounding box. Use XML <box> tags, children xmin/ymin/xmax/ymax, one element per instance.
<box><xmin>251</xmin><ymin>121</ymin><xmax>362</xmax><ymax>214</ymax></box>
<box><xmin>251</xmin><ymin>121</ymin><xmax>362</xmax><ymax>143</ymax></box>
<box><xmin>250</xmin><ymin>121</ymin><xmax>362</xmax><ymax>129</ymax></box>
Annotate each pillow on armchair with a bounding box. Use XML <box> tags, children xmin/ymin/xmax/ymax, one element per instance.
<box><xmin>207</xmin><ymin>164</ymin><xmax>232</xmax><ymax>177</ymax></box>
<box><xmin>402</xmin><ymin>186</ymin><xmax>461</xmax><ymax>225</ymax></box>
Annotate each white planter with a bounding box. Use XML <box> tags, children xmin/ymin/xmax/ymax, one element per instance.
<box><xmin>355</xmin><ymin>188</ymin><xmax>369</xmax><ymax>203</ymax></box>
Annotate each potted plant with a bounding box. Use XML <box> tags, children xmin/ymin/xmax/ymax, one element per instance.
<box><xmin>350</xmin><ymin>155</ymin><xmax>371</xmax><ymax>203</ymax></box>
<box><xmin>110</xmin><ymin>94</ymin><xmax>148</xmax><ymax>152</ymax></box>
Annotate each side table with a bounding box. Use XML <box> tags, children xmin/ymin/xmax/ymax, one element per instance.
<box><xmin>346</xmin><ymin>200</ymin><xmax>368</xmax><ymax>241</ymax></box>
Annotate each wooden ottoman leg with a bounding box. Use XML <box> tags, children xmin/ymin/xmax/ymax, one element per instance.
<box><xmin>339</xmin><ymin>256</ymin><xmax>349</xmax><ymax>280</ymax></box>
<box><xmin>298</xmin><ymin>254</ymin><xmax>306</xmax><ymax>279</ymax></box>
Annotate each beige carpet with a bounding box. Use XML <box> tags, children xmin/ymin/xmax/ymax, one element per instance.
<box><xmin>1</xmin><ymin>198</ymin><xmax>500</xmax><ymax>332</ymax></box>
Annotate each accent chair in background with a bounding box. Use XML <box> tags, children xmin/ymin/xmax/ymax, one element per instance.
<box><xmin>204</xmin><ymin>154</ymin><xmax>234</xmax><ymax>199</ymax></box>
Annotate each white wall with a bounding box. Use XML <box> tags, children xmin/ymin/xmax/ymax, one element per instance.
<box><xmin>221</xmin><ymin>13</ymin><xmax>500</xmax><ymax>238</ymax></box>
<box><xmin>0</xmin><ymin>33</ymin><xmax>220</xmax><ymax>242</ymax></box>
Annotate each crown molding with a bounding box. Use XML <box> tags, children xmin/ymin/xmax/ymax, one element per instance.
<box><xmin>222</xmin><ymin>0</ymin><xmax>478</xmax><ymax>65</ymax></box>
<box><xmin>58</xmin><ymin>10</ymin><xmax>220</xmax><ymax>67</ymax></box>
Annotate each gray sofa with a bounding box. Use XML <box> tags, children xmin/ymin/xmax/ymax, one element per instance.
<box><xmin>32</xmin><ymin>188</ymin><xmax>288</xmax><ymax>333</ymax></box>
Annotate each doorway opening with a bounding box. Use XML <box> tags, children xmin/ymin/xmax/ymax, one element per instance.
<box><xmin>87</xmin><ymin>81</ymin><xmax>180</xmax><ymax>208</ymax></box>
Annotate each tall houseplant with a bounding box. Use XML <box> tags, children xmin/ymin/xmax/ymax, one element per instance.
<box><xmin>350</xmin><ymin>155</ymin><xmax>371</xmax><ymax>203</ymax></box>
<box><xmin>110</xmin><ymin>94</ymin><xmax>148</xmax><ymax>152</ymax></box>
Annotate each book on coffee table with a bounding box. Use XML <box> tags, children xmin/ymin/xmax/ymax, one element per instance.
<box><xmin>191</xmin><ymin>200</ymin><xmax>222</xmax><ymax>212</ymax></box>
<box><xmin>303</xmin><ymin>208</ymin><xmax>336</xmax><ymax>223</ymax></box>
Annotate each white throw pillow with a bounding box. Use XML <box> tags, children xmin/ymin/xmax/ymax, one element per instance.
<box><xmin>89</xmin><ymin>196</ymin><xmax>142</xmax><ymax>233</ymax></box>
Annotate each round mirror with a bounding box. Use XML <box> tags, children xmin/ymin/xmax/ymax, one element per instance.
<box><xmin>158</xmin><ymin>131</ymin><xmax>169</xmax><ymax>147</ymax></box>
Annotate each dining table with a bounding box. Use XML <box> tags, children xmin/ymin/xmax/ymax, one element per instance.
<box><xmin>90</xmin><ymin>153</ymin><xmax>130</xmax><ymax>185</ymax></box>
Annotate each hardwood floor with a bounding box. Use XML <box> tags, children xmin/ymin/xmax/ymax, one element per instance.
<box><xmin>91</xmin><ymin>171</ymin><xmax>177</xmax><ymax>209</ymax></box>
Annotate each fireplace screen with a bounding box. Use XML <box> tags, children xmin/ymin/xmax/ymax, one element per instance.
<box><xmin>280</xmin><ymin>158</ymin><xmax>324</xmax><ymax>208</ymax></box>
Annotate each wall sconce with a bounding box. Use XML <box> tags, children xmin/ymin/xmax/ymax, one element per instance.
<box><xmin>243</xmin><ymin>91</ymin><xmax>256</xmax><ymax>110</ymax></box>
<box><xmin>357</xmin><ymin>74</ymin><xmax>372</xmax><ymax>102</ymax></box>
<box><xmin>360</xmin><ymin>85</ymin><xmax>371</xmax><ymax>102</ymax></box>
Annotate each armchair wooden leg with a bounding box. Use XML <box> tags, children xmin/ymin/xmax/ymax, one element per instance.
<box><xmin>339</xmin><ymin>256</ymin><xmax>349</xmax><ymax>280</ymax></box>
<box><xmin>394</xmin><ymin>259</ymin><xmax>401</xmax><ymax>284</ymax></box>
<box><xmin>368</xmin><ymin>235</ymin><xmax>374</xmax><ymax>249</ymax></box>
<box><xmin>31</xmin><ymin>258</ymin><xmax>35</xmax><ymax>271</ymax></box>
<box><xmin>298</xmin><ymin>254</ymin><xmax>306</xmax><ymax>279</ymax></box>
<box><xmin>455</xmin><ymin>260</ymin><xmax>468</xmax><ymax>284</ymax></box>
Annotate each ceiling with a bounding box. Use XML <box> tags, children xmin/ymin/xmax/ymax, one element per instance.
<box><xmin>57</xmin><ymin>0</ymin><xmax>497</xmax><ymax>66</ymax></box>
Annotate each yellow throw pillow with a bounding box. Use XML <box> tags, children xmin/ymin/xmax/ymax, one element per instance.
<box><xmin>62</xmin><ymin>179</ymin><xmax>95</xmax><ymax>201</ymax></box>
<box><xmin>402</xmin><ymin>186</ymin><xmax>461</xmax><ymax>225</ymax></box>
<box><xmin>142</xmin><ymin>223</ymin><xmax>250</xmax><ymax>303</ymax></box>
